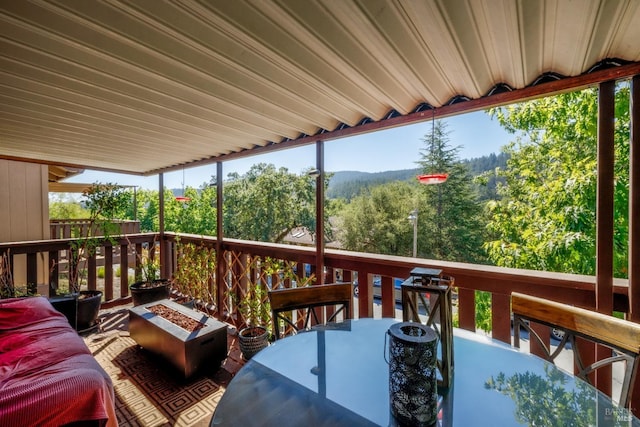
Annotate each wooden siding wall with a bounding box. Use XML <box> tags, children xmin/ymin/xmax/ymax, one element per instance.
<box><xmin>0</xmin><ymin>159</ymin><xmax>49</xmax><ymax>286</ymax></box>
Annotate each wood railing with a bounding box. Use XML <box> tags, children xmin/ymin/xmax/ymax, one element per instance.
<box><xmin>1</xmin><ymin>231</ymin><xmax>632</xmax><ymax>335</ymax></box>
<box><xmin>50</xmin><ymin>219</ymin><xmax>140</xmax><ymax>239</ymax></box>
<box><xmin>1</xmin><ymin>233</ymin><xmax>156</xmax><ymax>300</ymax></box>
<box><xmin>1</xmin><ymin>232</ymin><xmax>637</xmax><ymax>413</ymax></box>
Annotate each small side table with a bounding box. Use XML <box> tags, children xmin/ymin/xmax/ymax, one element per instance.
<box><xmin>401</xmin><ymin>273</ymin><xmax>455</xmax><ymax>389</ymax></box>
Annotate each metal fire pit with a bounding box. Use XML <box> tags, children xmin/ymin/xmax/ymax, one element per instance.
<box><xmin>129</xmin><ymin>299</ymin><xmax>227</xmax><ymax>378</ymax></box>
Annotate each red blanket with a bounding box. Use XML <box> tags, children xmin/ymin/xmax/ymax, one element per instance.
<box><xmin>0</xmin><ymin>297</ymin><xmax>116</xmax><ymax>426</ymax></box>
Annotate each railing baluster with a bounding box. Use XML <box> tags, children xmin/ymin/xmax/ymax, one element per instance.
<box><xmin>380</xmin><ymin>275</ymin><xmax>395</xmax><ymax>318</ymax></box>
<box><xmin>120</xmin><ymin>242</ymin><xmax>129</xmax><ymax>298</ymax></box>
<box><xmin>88</xmin><ymin>252</ymin><xmax>97</xmax><ymax>291</ymax></box>
<box><xmin>26</xmin><ymin>252</ymin><xmax>37</xmax><ymax>295</ymax></box>
<box><xmin>358</xmin><ymin>270</ymin><xmax>373</xmax><ymax>318</ymax></box>
<box><xmin>457</xmin><ymin>288</ymin><xmax>476</xmax><ymax>331</ymax></box>
<box><xmin>104</xmin><ymin>245</ymin><xmax>113</xmax><ymax>300</ymax></box>
<box><xmin>135</xmin><ymin>243</ymin><xmax>142</xmax><ymax>281</ymax></box>
<box><xmin>342</xmin><ymin>269</ymin><xmax>353</xmax><ymax>284</ymax></box>
<box><xmin>491</xmin><ymin>293</ymin><xmax>511</xmax><ymax>344</ymax></box>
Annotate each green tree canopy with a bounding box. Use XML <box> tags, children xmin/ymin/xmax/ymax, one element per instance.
<box><xmin>82</xmin><ymin>183</ymin><xmax>130</xmax><ymax>227</ymax></box>
<box><xmin>485</xmin><ymin>87</ymin><xmax>630</xmax><ymax>276</ymax></box>
<box><xmin>118</xmin><ymin>164</ymin><xmax>333</xmax><ymax>243</ymax></box>
<box><xmin>133</xmin><ymin>188</ymin><xmax>161</xmax><ymax>232</ymax></box>
<box><xmin>164</xmin><ymin>185</ymin><xmax>217</xmax><ymax>235</ymax></box>
<box><xmin>223</xmin><ymin>163</ymin><xmax>328</xmax><ymax>243</ymax></box>
<box><xmin>49</xmin><ymin>193</ymin><xmax>87</xmax><ymax>219</ymax></box>
<box><xmin>337</xmin><ymin>181</ymin><xmax>418</xmax><ymax>255</ymax></box>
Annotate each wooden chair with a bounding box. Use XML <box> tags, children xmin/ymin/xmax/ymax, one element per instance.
<box><xmin>511</xmin><ymin>292</ymin><xmax>640</xmax><ymax>408</ymax></box>
<box><xmin>268</xmin><ymin>283</ymin><xmax>352</xmax><ymax>340</ymax></box>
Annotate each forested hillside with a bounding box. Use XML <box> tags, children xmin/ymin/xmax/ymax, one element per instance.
<box><xmin>326</xmin><ymin>169</ymin><xmax>418</xmax><ymax>200</ymax></box>
<box><xmin>327</xmin><ymin>152</ymin><xmax>508</xmax><ymax>201</ymax></box>
<box><xmin>462</xmin><ymin>152</ymin><xmax>509</xmax><ymax>201</ymax></box>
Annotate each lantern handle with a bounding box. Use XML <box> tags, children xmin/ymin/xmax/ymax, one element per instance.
<box><xmin>384</xmin><ymin>330</ymin><xmax>390</xmax><ymax>364</ymax></box>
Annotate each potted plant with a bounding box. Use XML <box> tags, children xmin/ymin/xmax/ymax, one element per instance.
<box><xmin>129</xmin><ymin>244</ymin><xmax>170</xmax><ymax>306</ymax></box>
<box><xmin>66</xmin><ymin>183</ymin><xmax>130</xmax><ymax>331</ymax></box>
<box><xmin>170</xmin><ymin>241</ymin><xmax>216</xmax><ymax>311</ymax></box>
<box><xmin>234</xmin><ymin>257</ymin><xmax>316</xmax><ymax>359</ymax></box>
<box><xmin>237</xmin><ymin>279</ymin><xmax>272</xmax><ymax>360</ymax></box>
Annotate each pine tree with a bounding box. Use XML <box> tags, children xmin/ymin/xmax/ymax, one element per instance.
<box><xmin>415</xmin><ymin>120</ymin><xmax>487</xmax><ymax>263</ymax></box>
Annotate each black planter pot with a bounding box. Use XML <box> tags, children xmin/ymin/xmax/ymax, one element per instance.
<box><xmin>77</xmin><ymin>290</ymin><xmax>102</xmax><ymax>332</ymax></box>
<box><xmin>174</xmin><ymin>296</ymin><xmax>196</xmax><ymax>309</ymax></box>
<box><xmin>130</xmin><ymin>279</ymin><xmax>170</xmax><ymax>306</ymax></box>
<box><xmin>238</xmin><ymin>326</ymin><xmax>269</xmax><ymax>360</ymax></box>
<box><xmin>169</xmin><ymin>289</ymin><xmax>196</xmax><ymax>309</ymax></box>
<box><xmin>49</xmin><ymin>294</ymin><xmax>78</xmax><ymax>330</ymax></box>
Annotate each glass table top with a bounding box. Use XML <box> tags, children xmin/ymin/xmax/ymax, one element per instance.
<box><xmin>212</xmin><ymin>318</ymin><xmax>639</xmax><ymax>426</ymax></box>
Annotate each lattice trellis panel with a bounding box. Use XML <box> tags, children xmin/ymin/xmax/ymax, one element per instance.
<box><xmin>221</xmin><ymin>251</ymin><xmax>315</xmax><ymax>334</ymax></box>
<box><xmin>172</xmin><ymin>242</ymin><xmax>217</xmax><ymax>312</ymax></box>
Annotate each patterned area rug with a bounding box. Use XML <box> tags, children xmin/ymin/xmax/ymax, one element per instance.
<box><xmin>84</xmin><ymin>307</ymin><xmax>234</xmax><ymax>427</ymax></box>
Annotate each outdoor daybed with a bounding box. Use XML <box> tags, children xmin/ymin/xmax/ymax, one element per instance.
<box><xmin>0</xmin><ymin>296</ymin><xmax>116</xmax><ymax>426</ymax></box>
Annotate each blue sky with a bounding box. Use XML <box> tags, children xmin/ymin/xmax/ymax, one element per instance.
<box><xmin>66</xmin><ymin>110</ymin><xmax>514</xmax><ymax>190</ymax></box>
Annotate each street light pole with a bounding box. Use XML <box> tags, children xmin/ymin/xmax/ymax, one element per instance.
<box><xmin>408</xmin><ymin>209</ymin><xmax>418</xmax><ymax>257</ymax></box>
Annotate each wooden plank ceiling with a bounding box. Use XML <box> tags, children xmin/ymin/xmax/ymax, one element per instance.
<box><xmin>1</xmin><ymin>0</ymin><xmax>639</xmax><ymax>175</ymax></box>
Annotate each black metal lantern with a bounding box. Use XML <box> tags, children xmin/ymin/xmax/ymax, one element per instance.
<box><xmin>386</xmin><ymin>322</ymin><xmax>438</xmax><ymax>426</ymax></box>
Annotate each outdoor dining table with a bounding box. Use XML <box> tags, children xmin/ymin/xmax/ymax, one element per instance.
<box><xmin>211</xmin><ymin>318</ymin><xmax>640</xmax><ymax>426</ymax></box>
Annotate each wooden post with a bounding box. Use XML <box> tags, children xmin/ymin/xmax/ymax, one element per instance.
<box><xmin>158</xmin><ymin>173</ymin><xmax>169</xmax><ymax>280</ymax></box>
<box><xmin>457</xmin><ymin>287</ymin><xmax>476</xmax><ymax>332</ymax></box>
<box><xmin>315</xmin><ymin>141</ymin><xmax>325</xmax><ymax>285</ymax></box>
<box><xmin>216</xmin><ymin>162</ymin><xmax>225</xmax><ymax>318</ymax></box>
<box><xmin>629</xmin><ymin>74</ymin><xmax>640</xmax><ymax>416</ymax></box>
<box><xmin>87</xmin><ymin>252</ymin><xmax>96</xmax><ymax>291</ymax></box>
<box><xmin>630</xmin><ymin>75</ymin><xmax>640</xmax><ymax>324</ymax></box>
<box><xmin>596</xmin><ymin>80</ymin><xmax>615</xmax><ymax>314</ymax></box>
<box><xmin>596</xmin><ymin>80</ymin><xmax>616</xmax><ymax>397</ymax></box>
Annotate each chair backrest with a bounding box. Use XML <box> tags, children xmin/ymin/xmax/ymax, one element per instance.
<box><xmin>268</xmin><ymin>283</ymin><xmax>352</xmax><ymax>340</ymax></box>
<box><xmin>511</xmin><ymin>292</ymin><xmax>640</xmax><ymax>408</ymax></box>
